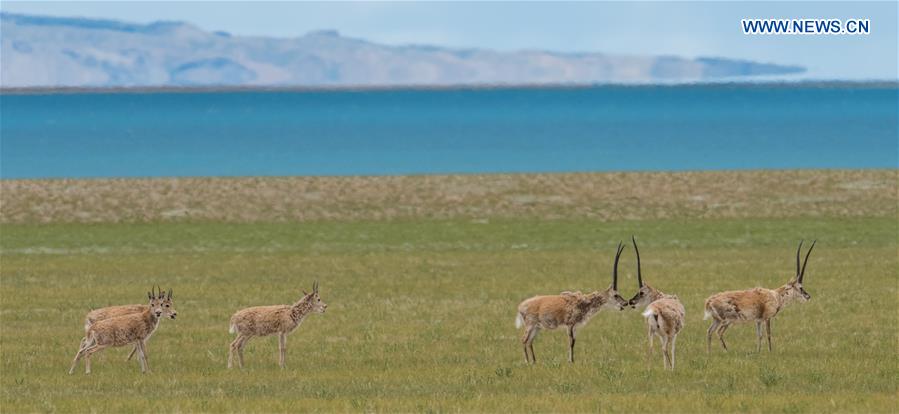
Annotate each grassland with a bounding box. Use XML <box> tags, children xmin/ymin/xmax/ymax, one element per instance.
<box><xmin>2</xmin><ymin>170</ymin><xmax>894</xmax><ymax>223</ymax></box>
<box><xmin>1</xmin><ymin>170</ymin><xmax>896</xmax><ymax>413</ymax></box>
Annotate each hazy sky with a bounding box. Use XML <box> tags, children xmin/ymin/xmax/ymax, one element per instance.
<box><xmin>3</xmin><ymin>1</ymin><xmax>896</xmax><ymax>80</ymax></box>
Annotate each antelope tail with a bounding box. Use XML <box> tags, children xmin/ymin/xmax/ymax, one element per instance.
<box><xmin>515</xmin><ymin>313</ymin><xmax>524</xmax><ymax>329</ymax></box>
<box><xmin>229</xmin><ymin>323</ymin><xmax>237</xmax><ymax>335</ymax></box>
<box><xmin>702</xmin><ymin>299</ymin><xmax>713</xmax><ymax>320</ymax></box>
<box><xmin>643</xmin><ymin>308</ymin><xmax>661</xmax><ymax>332</ymax></box>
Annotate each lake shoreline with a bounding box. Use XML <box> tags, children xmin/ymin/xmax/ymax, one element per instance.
<box><xmin>2</xmin><ymin>80</ymin><xmax>896</xmax><ymax>96</ymax></box>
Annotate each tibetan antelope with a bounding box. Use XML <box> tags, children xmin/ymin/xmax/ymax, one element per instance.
<box><xmin>228</xmin><ymin>280</ymin><xmax>327</xmax><ymax>369</ymax></box>
<box><xmin>626</xmin><ymin>236</ymin><xmax>685</xmax><ymax>370</ymax></box>
<box><xmin>704</xmin><ymin>240</ymin><xmax>816</xmax><ymax>353</ymax></box>
<box><xmin>515</xmin><ymin>242</ymin><xmax>628</xmax><ymax>364</ymax></box>
<box><xmin>69</xmin><ymin>287</ymin><xmax>178</xmax><ymax>374</ymax></box>
<box><xmin>81</xmin><ymin>287</ymin><xmax>178</xmax><ymax>362</ymax></box>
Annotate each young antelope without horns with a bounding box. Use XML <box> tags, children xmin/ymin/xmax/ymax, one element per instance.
<box><xmin>515</xmin><ymin>242</ymin><xmax>628</xmax><ymax>364</ymax></box>
<box><xmin>81</xmin><ymin>286</ymin><xmax>177</xmax><ymax>362</ymax></box>
<box><xmin>228</xmin><ymin>281</ymin><xmax>327</xmax><ymax>369</ymax></box>
<box><xmin>69</xmin><ymin>287</ymin><xmax>178</xmax><ymax>374</ymax></box>
<box><xmin>626</xmin><ymin>236</ymin><xmax>685</xmax><ymax>370</ymax></box>
<box><xmin>704</xmin><ymin>240</ymin><xmax>816</xmax><ymax>353</ymax></box>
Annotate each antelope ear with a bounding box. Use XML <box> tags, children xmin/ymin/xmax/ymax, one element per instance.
<box><xmin>147</xmin><ymin>291</ymin><xmax>153</xmax><ymax>300</ymax></box>
<box><xmin>303</xmin><ymin>290</ymin><xmax>309</xmax><ymax>296</ymax></box>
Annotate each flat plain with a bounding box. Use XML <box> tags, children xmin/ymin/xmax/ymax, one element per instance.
<box><xmin>1</xmin><ymin>170</ymin><xmax>896</xmax><ymax>413</ymax></box>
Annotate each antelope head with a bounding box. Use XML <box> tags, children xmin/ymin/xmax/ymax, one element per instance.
<box><xmin>782</xmin><ymin>240</ymin><xmax>815</xmax><ymax>303</ymax></box>
<box><xmin>160</xmin><ymin>287</ymin><xmax>177</xmax><ymax>319</ymax></box>
<box><xmin>595</xmin><ymin>242</ymin><xmax>628</xmax><ymax>311</ymax></box>
<box><xmin>302</xmin><ymin>280</ymin><xmax>328</xmax><ymax>313</ymax></box>
<box><xmin>626</xmin><ymin>236</ymin><xmax>662</xmax><ymax>309</ymax></box>
<box><xmin>147</xmin><ymin>286</ymin><xmax>166</xmax><ymax>319</ymax></box>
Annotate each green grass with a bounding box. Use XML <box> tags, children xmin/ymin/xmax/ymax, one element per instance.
<box><xmin>1</xmin><ymin>217</ymin><xmax>896</xmax><ymax>412</ymax></box>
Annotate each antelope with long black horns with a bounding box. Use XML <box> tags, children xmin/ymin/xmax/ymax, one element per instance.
<box><xmin>515</xmin><ymin>242</ymin><xmax>628</xmax><ymax>364</ymax></box>
<box><xmin>704</xmin><ymin>240</ymin><xmax>816</xmax><ymax>353</ymax></box>
<box><xmin>625</xmin><ymin>236</ymin><xmax>685</xmax><ymax>370</ymax></box>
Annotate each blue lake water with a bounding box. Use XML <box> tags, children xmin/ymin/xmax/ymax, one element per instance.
<box><xmin>1</xmin><ymin>85</ymin><xmax>896</xmax><ymax>178</ymax></box>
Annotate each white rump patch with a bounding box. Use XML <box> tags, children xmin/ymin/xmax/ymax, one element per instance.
<box><xmin>643</xmin><ymin>308</ymin><xmax>662</xmax><ymax>333</ymax></box>
<box><xmin>515</xmin><ymin>313</ymin><xmax>524</xmax><ymax>329</ymax></box>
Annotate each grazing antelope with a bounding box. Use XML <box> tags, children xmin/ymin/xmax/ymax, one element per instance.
<box><xmin>81</xmin><ymin>287</ymin><xmax>178</xmax><ymax>362</ymax></box>
<box><xmin>626</xmin><ymin>236</ymin><xmax>685</xmax><ymax>370</ymax></box>
<box><xmin>515</xmin><ymin>242</ymin><xmax>628</xmax><ymax>364</ymax></box>
<box><xmin>69</xmin><ymin>287</ymin><xmax>177</xmax><ymax>374</ymax></box>
<box><xmin>228</xmin><ymin>280</ymin><xmax>327</xmax><ymax>369</ymax></box>
<box><xmin>704</xmin><ymin>240</ymin><xmax>816</xmax><ymax>353</ymax></box>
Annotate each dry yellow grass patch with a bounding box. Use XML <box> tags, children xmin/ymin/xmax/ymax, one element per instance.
<box><xmin>1</xmin><ymin>170</ymin><xmax>895</xmax><ymax>223</ymax></box>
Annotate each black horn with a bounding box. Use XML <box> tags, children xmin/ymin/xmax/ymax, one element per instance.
<box><xmin>167</xmin><ymin>288</ymin><xmax>173</xmax><ymax>299</ymax></box>
<box><xmin>799</xmin><ymin>240</ymin><xmax>816</xmax><ymax>283</ymax></box>
<box><xmin>632</xmin><ymin>235</ymin><xmax>643</xmax><ymax>287</ymax></box>
<box><xmin>612</xmin><ymin>241</ymin><xmax>625</xmax><ymax>291</ymax></box>
<box><xmin>795</xmin><ymin>240</ymin><xmax>804</xmax><ymax>279</ymax></box>
<box><xmin>156</xmin><ymin>285</ymin><xmax>163</xmax><ymax>299</ymax></box>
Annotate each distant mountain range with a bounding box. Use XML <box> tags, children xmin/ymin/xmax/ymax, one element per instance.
<box><xmin>0</xmin><ymin>12</ymin><xmax>806</xmax><ymax>88</ymax></box>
